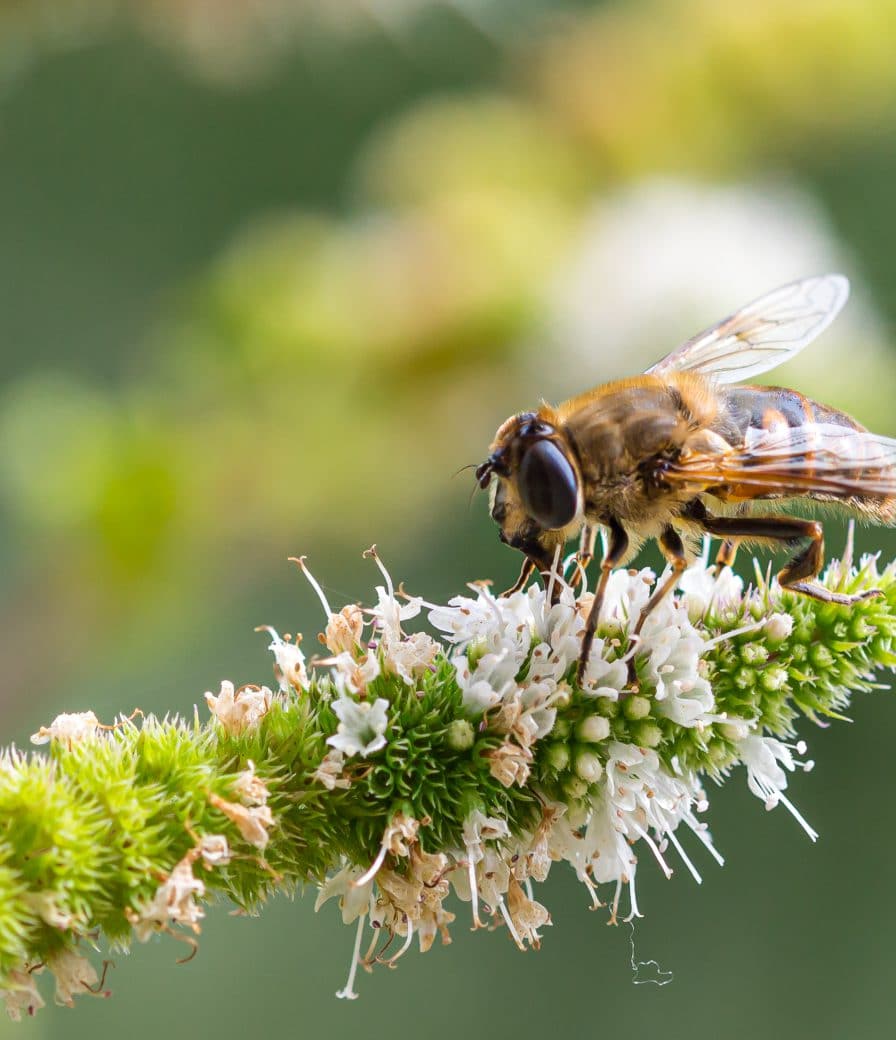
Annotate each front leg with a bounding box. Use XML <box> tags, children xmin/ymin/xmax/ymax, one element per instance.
<box><xmin>569</xmin><ymin>524</ymin><xmax>597</xmax><ymax>591</ymax></box>
<box><xmin>505</xmin><ymin>534</ymin><xmax>560</xmax><ymax>605</ymax></box>
<box><xmin>501</xmin><ymin>557</ymin><xmax>535</xmax><ymax>597</ymax></box>
<box><xmin>576</xmin><ymin>518</ymin><xmax>629</xmax><ymax>684</ymax></box>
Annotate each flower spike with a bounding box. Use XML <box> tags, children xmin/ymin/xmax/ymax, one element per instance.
<box><xmin>2</xmin><ymin>541</ymin><xmax>896</xmax><ymax>1012</ymax></box>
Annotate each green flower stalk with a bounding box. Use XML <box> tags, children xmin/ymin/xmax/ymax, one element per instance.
<box><xmin>2</xmin><ymin>542</ymin><xmax>895</xmax><ymax>1017</ymax></box>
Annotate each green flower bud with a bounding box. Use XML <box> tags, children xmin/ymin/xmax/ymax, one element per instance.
<box><xmin>632</xmin><ymin>722</ymin><xmax>662</xmax><ymax>749</ymax></box>
<box><xmin>545</xmin><ymin>742</ymin><xmax>570</xmax><ymax>772</ymax></box>
<box><xmin>596</xmin><ymin>696</ymin><xmax>619</xmax><ymax>718</ymax></box>
<box><xmin>552</xmin><ymin>718</ymin><xmax>571</xmax><ymax>739</ymax></box>
<box><xmin>564</xmin><ymin>777</ymin><xmax>589</xmax><ymax>799</ymax></box>
<box><xmin>575</xmin><ymin>751</ymin><xmax>604</xmax><ymax>783</ymax></box>
<box><xmin>446</xmin><ymin>719</ymin><xmax>475</xmax><ymax>751</ymax></box>
<box><xmin>623</xmin><ymin>695</ymin><xmax>651</xmax><ymax>720</ymax></box>
<box><xmin>576</xmin><ymin>715</ymin><xmax>611</xmax><ymax>743</ymax></box>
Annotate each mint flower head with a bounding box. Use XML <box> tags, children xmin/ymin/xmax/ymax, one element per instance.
<box><xmin>1</xmin><ymin>535</ymin><xmax>895</xmax><ymax>1016</ymax></box>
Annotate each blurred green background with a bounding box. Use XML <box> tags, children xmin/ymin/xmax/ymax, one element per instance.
<box><xmin>2</xmin><ymin>0</ymin><xmax>896</xmax><ymax>1037</ymax></box>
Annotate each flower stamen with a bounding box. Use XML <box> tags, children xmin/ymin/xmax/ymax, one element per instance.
<box><xmin>335</xmin><ymin>914</ymin><xmax>366</xmax><ymax>1000</ymax></box>
<box><xmin>289</xmin><ymin>556</ymin><xmax>333</xmax><ymax>618</ymax></box>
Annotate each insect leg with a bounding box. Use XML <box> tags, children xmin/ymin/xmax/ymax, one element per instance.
<box><xmin>569</xmin><ymin>524</ymin><xmax>597</xmax><ymax>590</ymax></box>
<box><xmin>576</xmin><ymin>519</ymin><xmax>629</xmax><ymax>684</ymax></box>
<box><xmin>501</xmin><ymin>557</ymin><xmax>536</xmax><ymax>597</ymax></box>
<box><xmin>632</xmin><ymin>527</ymin><xmax>688</xmax><ymax>639</ymax></box>
<box><xmin>713</xmin><ymin>539</ymin><xmax>738</xmax><ymax>573</ymax></box>
<box><xmin>500</xmin><ymin>529</ymin><xmax>559</xmax><ymax>603</ymax></box>
<box><xmin>688</xmin><ymin>507</ymin><xmax>881</xmax><ymax>606</ymax></box>
<box><xmin>519</xmin><ymin>540</ymin><xmax>564</xmax><ymax>606</ymax></box>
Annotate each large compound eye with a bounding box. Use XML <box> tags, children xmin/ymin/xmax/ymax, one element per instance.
<box><xmin>517</xmin><ymin>440</ymin><xmax>578</xmax><ymax>529</ymax></box>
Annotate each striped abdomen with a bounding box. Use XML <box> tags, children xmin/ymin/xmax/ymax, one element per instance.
<box><xmin>724</xmin><ymin>386</ymin><xmax>859</xmax><ymax>440</ymax></box>
<box><xmin>714</xmin><ymin>385</ymin><xmax>896</xmax><ymax>520</ymax></box>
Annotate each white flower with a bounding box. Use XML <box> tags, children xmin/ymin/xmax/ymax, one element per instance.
<box><xmin>30</xmin><ymin>712</ymin><xmax>100</xmax><ymax>748</ymax></box>
<box><xmin>204</xmin><ymin>681</ymin><xmax>272</xmax><ymax>736</ymax></box>
<box><xmin>128</xmin><ymin>854</ymin><xmax>206</xmax><ymax>942</ymax></box>
<box><xmin>764</xmin><ymin>612</ymin><xmax>794</xmax><ymax>641</ymax></box>
<box><xmin>232</xmin><ymin>760</ymin><xmax>269</xmax><ymax>807</ymax></box>
<box><xmin>325</xmin><ymin>604</ymin><xmax>366</xmax><ymax>655</ymax></box>
<box><xmin>199</xmin><ymin>834</ymin><xmax>231</xmax><ymax>867</ymax></box>
<box><xmin>428</xmin><ymin>594</ymin><xmax>496</xmax><ymax>646</ymax></box>
<box><xmin>505</xmin><ymin>878</ymin><xmax>551</xmax><ymax>950</ymax></box>
<box><xmin>330</xmin><ymin>650</ymin><xmax>380</xmax><ymax>697</ymax></box>
<box><xmin>738</xmin><ymin>735</ymin><xmax>817</xmax><ymax>840</ymax></box>
<box><xmin>573</xmin><ymin>742</ymin><xmax>723</xmax><ymax>920</ymax></box>
<box><xmin>643</xmin><ymin>615</ymin><xmax>715</xmax><ymax>727</ymax></box>
<box><xmin>25</xmin><ymin>892</ymin><xmax>76</xmax><ymax>930</ymax></box>
<box><xmin>209</xmin><ymin>794</ymin><xmax>274</xmax><ymax>850</ymax></box>
<box><xmin>462</xmin><ymin>809</ymin><xmax>510</xmax><ymax>857</ymax></box>
<box><xmin>430</xmin><ymin>584</ymin><xmax>534</xmax><ymax>656</ymax></box>
<box><xmin>210</xmin><ymin>763</ymin><xmax>274</xmax><ymax>850</ymax></box>
<box><xmin>2</xmin><ymin>967</ymin><xmax>44</xmax><ymax>1021</ymax></box>
<box><xmin>327</xmin><ymin>695</ymin><xmax>390</xmax><ymax>758</ymax></box>
<box><xmin>454</xmin><ymin>637</ymin><xmax>523</xmax><ymax>716</ymax></box>
<box><xmin>382</xmin><ymin>631</ymin><xmax>441</xmax><ymax>685</ymax></box>
<box><xmin>364</xmin><ymin>546</ymin><xmax>423</xmax><ymax>642</ymax></box>
<box><xmin>679</xmin><ymin>560</ymin><xmax>745</xmax><ymax>621</ymax></box>
<box><xmin>583</xmin><ymin>795</ymin><xmax>640</xmax><ymax>885</ymax></box>
<box><xmin>453</xmin><ymin>669</ymin><xmax>507</xmax><ymax>715</ymax></box>
<box><xmin>313</xmin><ymin>749</ymin><xmax>351</xmax><ymax>790</ymax></box>
<box><xmin>315</xmin><ymin>863</ymin><xmax>374</xmax><ymax>925</ymax></box>
<box><xmin>261</xmin><ymin>628</ymin><xmax>308</xmax><ymax>692</ymax></box>
<box><xmin>518</xmin><ymin>683</ymin><xmax>558</xmax><ymax>741</ymax></box>
<box><xmin>528</xmin><ymin>592</ymin><xmax>582</xmax><ymax>681</ymax></box>
<box><xmin>47</xmin><ymin>949</ymin><xmax>100</xmax><ymax>1007</ymax></box>
<box><xmin>369</xmin><ymin>584</ymin><xmax>422</xmax><ymax>642</ymax></box>
<box><xmin>486</xmin><ymin>740</ymin><xmax>533</xmax><ymax>788</ymax></box>
<box><xmin>601</xmin><ymin>568</ymin><xmax>655</xmax><ymax>630</ymax></box>
<box><xmin>580</xmin><ymin>649</ymin><xmax>628</xmax><ymax>698</ymax></box>
<box><xmin>475</xmin><ymin>846</ymin><xmax>512</xmax><ymax>913</ymax></box>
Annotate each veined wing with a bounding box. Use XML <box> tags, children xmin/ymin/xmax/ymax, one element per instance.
<box><xmin>647</xmin><ymin>275</ymin><xmax>849</xmax><ymax>385</ymax></box>
<box><xmin>667</xmin><ymin>423</ymin><xmax>896</xmax><ymax>499</ymax></box>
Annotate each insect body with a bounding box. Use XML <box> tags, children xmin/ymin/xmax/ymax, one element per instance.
<box><xmin>475</xmin><ymin>275</ymin><xmax>896</xmax><ymax>682</ymax></box>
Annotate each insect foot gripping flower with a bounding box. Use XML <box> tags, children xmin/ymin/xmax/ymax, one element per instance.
<box><xmin>4</xmin><ymin>544</ymin><xmax>896</xmax><ymax>1014</ymax></box>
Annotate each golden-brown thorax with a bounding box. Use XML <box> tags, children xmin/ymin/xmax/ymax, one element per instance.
<box><xmin>540</xmin><ymin>372</ymin><xmax>723</xmax><ymax>529</ymax></box>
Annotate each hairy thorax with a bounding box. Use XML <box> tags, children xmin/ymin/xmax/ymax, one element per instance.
<box><xmin>544</xmin><ymin>373</ymin><xmax>720</xmax><ymax>528</ymax></box>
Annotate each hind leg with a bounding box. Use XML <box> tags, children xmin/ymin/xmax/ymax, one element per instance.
<box><xmin>777</xmin><ymin>523</ymin><xmax>880</xmax><ymax>604</ymax></box>
<box><xmin>685</xmin><ymin>504</ymin><xmax>880</xmax><ymax>605</ymax></box>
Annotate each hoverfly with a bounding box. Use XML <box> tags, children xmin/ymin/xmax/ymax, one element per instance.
<box><xmin>475</xmin><ymin>275</ymin><xmax>896</xmax><ymax>682</ymax></box>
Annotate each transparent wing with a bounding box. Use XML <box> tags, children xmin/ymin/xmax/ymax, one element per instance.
<box><xmin>646</xmin><ymin>274</ymin><xmax>849</xmax><ymax>385</ymax></box>
<box><xmin>668</xmin><ymin>423</ymin><xmax>896</xmax><ymax>499</ymax></box>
